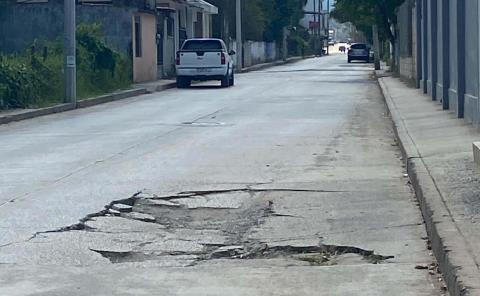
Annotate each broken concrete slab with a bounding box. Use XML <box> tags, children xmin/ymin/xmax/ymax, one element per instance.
<box><xmin>123</xmin><ymin>212</ymin><xmax>156</xmax><ymax>223</ymax></box>
<box><xmin>111</xmin><ymin>203</ymin><xmax>133</xmax><ymax>213</ymax></box>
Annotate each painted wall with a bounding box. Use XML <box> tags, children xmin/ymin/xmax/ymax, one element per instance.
<box><xmin>133</xmin><ymin>13</ymin><xmax>157</xmax><ymax>83</ymax></box>
<box><xmin>397</xmin><ymin>0</ymin><xmax>480</xmax><ymax>127</ymax></box>
<box><xmin>448</xmin><ymin>0</ymin><xmax>460</xmax><ymax>114</ymax></box>
<box><xmin>243</xmin><ymin>41</ymin><xmax>278</xmax><ymax>67</ymax></box>
<box><xmin>464</xmin><ymin>0</ymin><xmax>479</xmax><ymax>124</ymax></box>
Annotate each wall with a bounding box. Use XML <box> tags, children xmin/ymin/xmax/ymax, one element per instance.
<box><xmin>397</xmin><ymin>0</ymin><xmax>480</xmax><ymax>128</ymax></box>
<box><xmin>464</xmin><ymin>0</ymin><xmax>479</xmax><ymax>124</ymax></box>
<box><xmin>0</xmin><ymin>2</ymin><xmax>137</xmax><ymax>55</ymax></box>
<box><xmin>229</xmin><ymin>40</ymin><xmax>279</xmax><ymax>68</ymax></box>
<box><xmin>448</xmin><ymin>0</ymin><xmax>460</xmax><ymax>114</ymax></box>
<box><xmin>243</xmin><ymin>41</ymin><xmax>278</xmax><ymax>67</ymax></box>
<box><xmin>133</xmin><ymin>13</ymin><xmax>157</xmax><ymax>83</ymax></box>
<box><xmin>397</xmin><ymin>0</ymin><xmax>415</xmax><ymax>81</ymax></box>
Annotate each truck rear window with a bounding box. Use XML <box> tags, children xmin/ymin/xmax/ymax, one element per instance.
<box><xmin>182</xmin><ymin>40</ymin><xmax>223</xmax><ymax>51</ymax></box>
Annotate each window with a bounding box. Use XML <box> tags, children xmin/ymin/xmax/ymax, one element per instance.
<box><xmin>350</xmin><ymin>44</ymin><xmax>367</xmax><ymax>49</ymax></box>
<box><xmin>182</xmin><ymin>40</ymin><xmax>223</xmax><ymax>51</ymax></box>
<box><xmin>134</xmin><ymin>16</ymin><xmax>142</xmax><ymax>58</ymax></box>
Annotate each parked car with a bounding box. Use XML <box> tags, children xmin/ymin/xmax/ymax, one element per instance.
<box><xmin>175</xmin><ymin>38</ymin><xmax>235</xmax><ymax>88</ymax></box>
<box><xmin>348</xmin><ymin>43</ymin><xmax>370</xmax><ymax>63</ymax></box>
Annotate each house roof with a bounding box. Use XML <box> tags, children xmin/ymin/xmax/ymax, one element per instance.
<box><xmin>186</xmin><ymin>0</ymin><xmax>218</xmax><ymax>14</ymax></box>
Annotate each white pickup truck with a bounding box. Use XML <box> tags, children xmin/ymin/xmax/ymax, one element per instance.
<box><xmin>175</xmin><ymin>38</ymin><xmax>236</xmax><ymax>88</ymax></box>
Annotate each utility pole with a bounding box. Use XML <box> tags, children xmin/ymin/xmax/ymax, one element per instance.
<box><xmin>64</xmin><ymin>0</ymin><xmax>76</xmax><ymax>105</ymax></box>
<box><xmin>318</xmin><ymin>0</ymin><xmax>322</xmax><ymax>56</ymax></box>
<box><xmin>235</xmin><ymin>0</ymin><xmax>242</xmax><ymax>72</ymax></box>
<box><xmin>373</xmin><ymin>24</ymin><xmax>381</xmax><ymax>70</ymax></box>
<box><xmin>327</xmin><ymin>0</ymin><xmax>330</xmax><ymax>55</ymax></box>
<box><xmin>313</xmin><ymin>0</ymin><xmax>316</xmax><ymax>55</ymax></box>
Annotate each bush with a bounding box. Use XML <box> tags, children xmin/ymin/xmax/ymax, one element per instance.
<box><xmin>0</xmin><ymin>23</ymin><xmax>132</xmax><ymax>110</ymax></box>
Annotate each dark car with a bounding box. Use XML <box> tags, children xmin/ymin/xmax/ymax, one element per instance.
<box><xmin>348</xmin><ymin>43</ymin><xmax>370</xmax><ymax>63</ymax></box>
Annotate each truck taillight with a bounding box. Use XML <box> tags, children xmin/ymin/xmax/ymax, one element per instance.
<box><xmin>176</xmin><ymin>52</ymin><xmax>181</xmax><ymax>65</ymax></box>
<box><xmin>221</xmin><ymin>52</ymin><xmax>226</xmax><ymax>65</ymax></box>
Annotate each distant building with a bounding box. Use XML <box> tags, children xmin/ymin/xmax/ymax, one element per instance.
<box><xmin>300</xmin><ymin>0</ymin><xmax>327</xmax><ymax>37</ymax></box>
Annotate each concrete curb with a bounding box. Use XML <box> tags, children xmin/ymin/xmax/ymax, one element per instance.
<box><xmin>0</xmin><ymin>57</ymin><xmax>308</xmax><ymax>125</ymax></box>
<box><xmin>378</xmin><ymin>77</ymin><xmax>480</xmax><ymax>296</ymax></box>
<box><xmin>240</xmin><ymin>56</ymin><xmax>313</xmax><ymax>73</ymax></box>
<box><xmin>138</xmin><ymin>82</ymin><xmax>177</xmax><ymax>94</ymax></box>
<box><xmin>0</xmin><ymin>88</ymin><xmax>149</xmax><ymax>125</ymax></box>
<box><xmin>76</xmin><ymin>88</ymin><xmax>147</xmax><ymax>109</ymax></box>
<box><xmin>0</xmin><ymin>103</ymin><xmax>76</xmax><ymax>125</ymax></box>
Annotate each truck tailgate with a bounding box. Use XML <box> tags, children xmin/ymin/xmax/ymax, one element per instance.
<box><xmin>179</xmin><ymin>51</ymin><xmax>223</xmax><ymax>68</ymax></box>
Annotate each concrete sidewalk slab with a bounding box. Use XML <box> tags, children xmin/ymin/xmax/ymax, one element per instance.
<box><xmin>378</xmin><ymin>76</ymin><xmax>480</xmax><ymax>296</ymax></box>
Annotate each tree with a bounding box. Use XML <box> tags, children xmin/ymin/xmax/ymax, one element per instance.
<box><xmin>261</xmin><ymin>0</ymin><xmax>307</xmax><ymax>42</ymax></box>
<box><xmin>208</xmin><ymin>0</ymin><xmax>266</xmax><ymax>41</ymax></box>
<box><xmin>208</xmin><ymin>0</ymin><xmax>307</xmax><ymax>43</ymax></box>
<box><xmin>332</xmin><ymin>0</ymin><xmax>405</xmax><ymax>69</ymax></box>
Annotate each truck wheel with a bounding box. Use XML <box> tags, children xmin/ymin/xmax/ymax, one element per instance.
<box><xmin>177</xmin><ymin>77</ymin><xmax>190</xmax><ymax>88</ymax></box>
<box><xmin>221</xmin><ymin>74</ymin><xmax>230</xmax><ymax>88</ymax></box>
<box><xmin>229</xmin><ymin>72</ymin><xmax>235</xmax><ymax>86</ymax></box>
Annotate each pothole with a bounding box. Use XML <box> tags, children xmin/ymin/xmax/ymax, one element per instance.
<box><xmin>204</xmin><ymin>243</ymin><xmax>394</xmax><ymax>266</ymax></box>
<box><xmin>27</xmin><ymin>187</ymin><xmax>362</xmax><ymax>267</ymax></box>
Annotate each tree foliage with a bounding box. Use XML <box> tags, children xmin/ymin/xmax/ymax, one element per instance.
<box><xmin>0</xmin><ymin>23</ymin><xmax>131</xmax><ymax>110</ymax></box>
<box><xmin>208</xmin><ymin>0</ymin><xmax>307</xmax><ymax>42</ymax></box>
<box><xmin>261</xmin><ymin>0</ymin><xmax>307</xmax><ymax>42</ymax></box>
<box><xmin>332</xmin><ymin>0</ymin><xmax>405</xmax><ymax>43</ymax></box>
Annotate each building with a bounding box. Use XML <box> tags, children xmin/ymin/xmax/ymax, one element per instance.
<box><xmin>300</xmin><ymin>0</ymin><xmax>327</xmax><ymax>36</ymax></box>
<box><xmin>0</xmin><ymin>0</ymin><xmax>218</xmax><ymax>82</ymax></box>
<box><xmin>394</xmin><ymin>0</ymin><xmax>480</xmax><ymax>127</ymax></box>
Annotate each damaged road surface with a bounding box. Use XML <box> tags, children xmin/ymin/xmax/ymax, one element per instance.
<box><xmin>0</xmin><ymin>56</ymin><xmax>441</xmax><ymax>295</ymax></box>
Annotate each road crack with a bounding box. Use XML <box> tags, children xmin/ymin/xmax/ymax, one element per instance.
<box><xmin>147</xmin><ymin>187</ymin><xmax>346</xmax><ymax>201</ymax></box>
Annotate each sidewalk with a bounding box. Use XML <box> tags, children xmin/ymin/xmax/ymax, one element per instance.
<box><xmin>378</xmin><ymin>75</ymin><xmax>480</xmax><ymax>296</ymax></box>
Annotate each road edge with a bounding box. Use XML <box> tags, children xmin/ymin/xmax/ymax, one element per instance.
<box><xmin>0</xmin><ymin>57</ymin><xmax>313</xmax><ymax>126</ymax></box>
<box><xmin>0</xmin><ymin>88</ymin><xmax>155</xmax><ymax>125</ymax></box>
<box><xmin>377</xmin><ymin>76</ymin><xmax>479</xmax><ymax>296</ymax></box>
<box><xmin>240</xmin><ymin>56</ymin><xmax>314</xmax><ymax>73</ymax></box>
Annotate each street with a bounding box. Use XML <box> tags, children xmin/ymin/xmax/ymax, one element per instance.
<box><xmin>0</xmin><ymin>55</ymin><xmax>440</xmax><ymax>295</ymax></box>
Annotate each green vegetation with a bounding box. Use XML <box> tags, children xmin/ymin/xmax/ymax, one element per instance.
<box><xmin>332</xmin><ymin>0</ymin><xmax>405</xmax><ymax>68</ymax></box>
<box><xmin>210</xmin><ymin>0</ymin><xmax>309</xmax><ymax>50</ymax></box>
<box><xmin>0</xmin><ymin>23</ymin><xmax>132</xmax><ymax>110</ymax></box>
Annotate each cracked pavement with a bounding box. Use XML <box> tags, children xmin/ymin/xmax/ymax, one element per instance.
<box><xmin>0</xmin><ymin>55</ymin><xmax>441</xmax><ymax>295</ymax></box>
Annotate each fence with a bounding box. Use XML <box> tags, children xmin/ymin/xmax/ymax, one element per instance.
<box><xmin>395</xmin><ymin>0</ymin><xmax>480</xmax><ymax>127</ymax></box>
<box><xmin>229</xmin><ymin>39</ymin><xmax>280</xmax><ymax>69</ymax></box>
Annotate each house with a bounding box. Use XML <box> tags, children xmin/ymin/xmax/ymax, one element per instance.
<box><xmin>0</xmin><ymin>0</ymin><xmax>218</xmax><ymax>82</ymax></box>
<box><xmin>152</xmin><ymin>0</ymin><xmax>218</xmax><ymax>78</ymax></box>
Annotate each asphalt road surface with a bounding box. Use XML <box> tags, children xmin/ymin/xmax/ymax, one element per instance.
<box><xmin>0</xmin><ymin>55</ymin><xmax>441</xmax><ymax>295</ymax></box>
